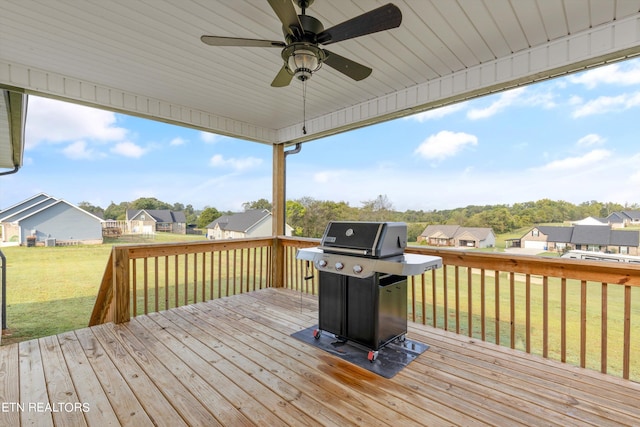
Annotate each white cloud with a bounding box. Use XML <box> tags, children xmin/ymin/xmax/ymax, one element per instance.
<box><xmin>408</xmin><ymin>103</ymin><xmax>467</xmax><ymax>122</ymax></box>
<box><xmin>568</xmin><ymin>60</ymin><xmax>640</xmax><ymax>89</ymax></box>
<box><xmin>62</xmin><ymin>140</ymin><xmax>104</xmax><ymax>160</ymax></box>
<box><xmin>414</xmin><ymin>130</ymin><xmax>478</xmax><ymax>161</ymax></box>
<box><xmin>572</xmin><ymin>92</ymin><xmax>640</xmax><ymax>117</ymax></box>
<box><xmin>535</xmin><ymin>149</ymin><xmax>611</xmax><ymax>171</ymax></box>
<box><xmin>111</xmin><ymin>141</ymin><xmax>147</xmax><ymax>158</ymax></box>
<box><xmin>25</xmin><ymin>96</ymin><xmax>127</xmax><ymax>149</ymax></box>
<box><xmin>466</xmin><ymin>87</ymin><xmax>556</xmax><ymax>120</ymax></box>
<box><xmin>576</xmin><ymin>134</ymin><xmax>605</xmax><ymax>147</ymax></box>
<box><xmin>170</xmin><ymin>137</ymin><xmax>187</xmax><ymax>146</ymax></box>
<box><xmin>467</xmin><ymin>87</ymin><xmax>526</xmax><ymax>119</ymax></box>
<box><xmin>200</xmin><ymin>132</ymin><xmax>221</xmax><ymax>143</ymax></box>
<box><xmin>209</xmin><ymin>154</ymin><xmax>262</xmax><ymax>170</ymax></box>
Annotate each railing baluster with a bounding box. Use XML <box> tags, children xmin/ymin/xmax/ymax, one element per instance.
<box><xmin>143</xmin><ymin>258</ymin><xmax>148</xmax><ymax>315</ymax></box>
<box><xmin>580</xmin><ymin>280</ymin><xmax>587</xmax><ymax>368</ymax></box>
<box><xmin>225</xmin><ymin>251</ymin><xmax>230</xmax><ymax>296</ymax></box>
<box><xmin>467</xmin><ymin>267</ymin><xmax>472</xmax><ymax>338</ymax></box>
<box><xmin>561</xmin><ymin>277</ymin><xmax>566</xmax><ymax>363</ymax></box>
<box><xmin>601</xmin><ymin>282</ymin><xmax>608</xmax><ymax>374</ymax></box>
<box><xmin>623</xmin><ymin>285</ymin><xmax>631</xmax><ymax>379</ymax></box>
<box><xmin>495</xmin><ymin>271</ymin><xmax>500</xmax><ymax>346</ymax></box>
<box><xmin>543</xmin><ymin>276</ymin><xmax>549</xmax><ymax>358</ymax></box>
<box><xmin>421</xmin><ymin>273</ymin><xmax>427</xmax><ymax>325</ymax></box>
<box><xmin>525</xmin><ymin>274</ymin><xmax>531</xmax><ymax>353</ymax></box>
<box><xmin>217</xmin><ymin>251</ymin><xmax>222</xmax><ymax>298</ymax></box>
<box><xmin>201</xmin><ymin>252</ymin><xmax>206</xmax><ymax>301</ymax></box>
<box><xmin>193</xmin><ymin>251</ymin><xmax>198</xmax><ymax>303</ymax></box>
<box><xmin>183</xmin><ymin>254</ymin><xmax>188</xmax><ymax>306</ymax></box>
<box><xmin>444</xmin><ymin>266</ymin><xmax>449</xmax><ymax>331</ymax></box>
<box><xmin>455</xmin><ymin>266</ymin><xmax>460</xmax><ymax>334</ymax></box>
<box><xmin>480</xmin><ymin>269</ymin><xmax>485</xmax><ymax>341</ymax></box>
<box><xmin>154</xmin><ymin>257</ymin><xmax>159</xmax><ymax>313</ymax></box>
<box><xmin>510</xmin><ymin>272</ymin><xmax>515</xmax><ymax>349</ymax></box>
<box><xmin>411</xmin><ymin>275</ymin><xmax>416</xmax><ymax>323</ymax></box>
<box><xmin>431</xmin><ymin>269</ymin><xmax>437</xmax><ymax>328</ymax></box>
<box><xmin>164</xmin><ymin>256</ymin><xmax>169</xmax><ymax>310</ymax></box>
<box><xmin>174</xmin><ymin>255</ymin><xmax>179</xmax><ymax>308</ymax></box>
<box><xmin>132</xmin><ymin>259</ymin><xmax>137</xmax><ymax>317</ymax></box>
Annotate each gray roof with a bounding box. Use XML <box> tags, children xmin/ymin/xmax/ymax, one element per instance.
<box><xmin>570</xmin><ymin>225</ymin><xmax>613</xmax><ymax>245</ymax></box>
<box><xmin>420</xmin><ymin>225</ymin><xmax>462</xmax><ymax>239</ymax></box>
<box><xmin>207</xmin><ymin>209</ymin><xmax>271</xmax><ymax>232</ymax></box>
<box><xmin>0</xmin><ymin>193</ymin><xmax>104</xmax><ymax>224</ymax></box>
<box><xmin>610</xmin><ymin>230</ymin><xmax>640</xmax><ymax>246</ymax></box>
<box><xmin>532</xmin><ymin>225</ymin><xmax>639</xmax><ymax>246</ymax></box>
<box><xmin>127</xmin><ymin>209</ymin><xmax>186</xmax><ymax>223</ymax></box>
<box><xmin>621</xmin><ymin>210</ymin><xmax>640</xmax><ymax>220</ymax></box>
<box><xmin>535</xmin><ymin>226</ymin><xmax>574</xmax><ymax>242</ymax></box>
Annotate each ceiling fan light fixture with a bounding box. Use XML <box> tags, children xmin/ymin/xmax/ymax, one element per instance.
<box><xmin>283</xmin><ymin>43</ymin><xmax>324</xmax><ymax>82</ymax></box>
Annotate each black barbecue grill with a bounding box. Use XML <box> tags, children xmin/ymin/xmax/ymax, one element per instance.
<box><xmin>297</xmin><ymin>221</ymin><xmax>442</xmax><ymax>361</ymax></box>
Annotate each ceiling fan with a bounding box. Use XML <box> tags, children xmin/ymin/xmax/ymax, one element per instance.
<box><xmin>201</xmin><ymin>0</ymin><xmax>402</xmax><ymax>87</ymax></box>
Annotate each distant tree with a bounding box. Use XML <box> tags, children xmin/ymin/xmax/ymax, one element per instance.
<box><xmin>131</xmin><ymin>197</ymin><xmax>172</xmax><ymax>210</ymax></box>
<box><xmin>78</xmin><ymin>201</ymin><xmax>104</xmax><ymax>218</ymax></box>
<box><xmin>197</xmin><ymin>207</ymin><xmax>222</xmax><ymax>229</ymax></box>
<box><xmin>104</xmin><ymin>201</ymin><xmax>129</xmax><ymax>220</ymax></box>
<box><xmin>286</xmin><ymin>200</ymin><xmax>306</xmax><ymax>236</ymax></box>
<box><xmin>242</xmin><ymin>198</ymin><xmax>272</xmax><ymax>211</ymax></box>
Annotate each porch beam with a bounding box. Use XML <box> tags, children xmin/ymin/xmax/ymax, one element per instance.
<box><xmin>271</xmin><ymin>143</ymin><xmax>286</xmax><ymax>287</ymax></box>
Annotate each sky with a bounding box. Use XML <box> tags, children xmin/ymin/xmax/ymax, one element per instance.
<box><xmin>3</xmin><ymin>57</ymin><xmax>640</xmax><ymax>213</ymax></box>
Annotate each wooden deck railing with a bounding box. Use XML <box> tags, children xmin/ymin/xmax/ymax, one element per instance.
<box><xmin>282</xmin><ymin>237</ymin><xmax>640</xmax><ymax>382</ymax></box>
<box><xmin>90</xmin><ymin>238</ymin><xmax>273</xmax><ymax>326</ymax></box>
<box><xmin>91</xmin><ymin>236</ymin><xmax>640</xmax><ymax>382</ymax></box>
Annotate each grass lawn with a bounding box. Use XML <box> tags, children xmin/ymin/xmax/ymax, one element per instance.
<box><xmin>1</xmin><ymin>233</ymin><xmax>206</xmax><ymax>345</ymax></box>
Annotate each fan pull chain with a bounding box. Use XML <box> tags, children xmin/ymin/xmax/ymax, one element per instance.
<box><xmin>302</xmin><ymin>78</ymin><xmax>307</xmax><ymax>135</ymax></box>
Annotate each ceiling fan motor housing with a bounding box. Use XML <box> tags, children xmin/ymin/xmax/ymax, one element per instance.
<box><xmin>282</xmin><ymin>14</ymin><xmax>326</xmax><ymax>81</ymax></box>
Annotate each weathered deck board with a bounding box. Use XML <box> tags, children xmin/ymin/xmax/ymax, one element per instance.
<box><xmin>2</xmin><ymin>288</ymin><xmax>640</xmax><ymax>426</ymax></box>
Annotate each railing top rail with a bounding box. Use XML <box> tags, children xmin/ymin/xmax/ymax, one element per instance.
<box><xmin>115</xmin><ymin>236</ymin><xmax>275</xmax><ymax>259</ymax></box>
<box><xmin>405</xmin><ymin>246</ymin><xmax>640</xmax><ymax>286</ymax></box>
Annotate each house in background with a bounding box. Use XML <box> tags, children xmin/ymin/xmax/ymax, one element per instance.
<box><xmin>206</xmin><ymin>209</ymin><xmax>292</xmax><ymax>240</ymax></box>
<box><xmin>418</xmin><ymin>225</ymin><xmax>496</xmax><ymax>248</ymax></box>
<box><xmin>126</xmin><ymin>209</ymin><xmax>187</xmax><ymax>234</ymax></box>
<box><xmin>607</xmin><ymin>210</ymin><xmax>640</xmax><ymax>227</ymax></box>
<box><xmin>519</xmin><ymin>225</ymin><xmax>640</xmax><ymax>255</ymax></box>
<box><xmin>0</xmin><ymin>193</ymin><xmax>103</xmax><ymax>246</ymax></box>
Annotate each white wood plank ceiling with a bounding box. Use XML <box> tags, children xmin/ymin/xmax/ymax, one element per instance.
<box><xmin>2</xmin><ymin>0</ymin><xmax>640</xmax><ymax>149</ymax></box>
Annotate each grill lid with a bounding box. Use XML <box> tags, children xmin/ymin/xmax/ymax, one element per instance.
<box><xmin>319</xmin><ymin>221</ymin><xmax>407</xmax><ymax>258</ymax></box>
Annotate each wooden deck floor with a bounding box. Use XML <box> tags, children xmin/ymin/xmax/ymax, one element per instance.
<box><xmin>1</xmin><ymin>288</ymin><xmax>640</xmax><ymax>426</ymax></box>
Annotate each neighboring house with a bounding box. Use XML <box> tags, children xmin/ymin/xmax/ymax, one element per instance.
<box><xmin>126</xmin><ymin>209</ymin><xmax>187</xmax><ymax>234</ymax></box>
<box><xmin>571</xmin><ymin>216</ymin><xmax>608</xmax><ymax>226</ymax></box>
<box><xmin>519</xmin><ymin>225</ymin><xmax>640</xmax><ymax>255</ymax></box>
<box><xmin>206</xmin><ymin>209</ymin><xmax>292</xmax><ymax>239</ymax></box>
<box><xmin>0</xmin><ymin>193</ymin><xmax>103</xmax><ymax>246</ymax></box>
<box><xmin>605</xmin><ymin>210</ymin><xmax>640</xmax><ymax>228</ymax></box>
<box><xmin>418</xmin><ymin>225</ymin><xmax>496</xmax><ymax>248</ymax></box>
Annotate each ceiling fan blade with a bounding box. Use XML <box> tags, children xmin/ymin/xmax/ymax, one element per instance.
<box><xmin>201</xmin><ymin>35</ymin><xmax>285</xmax><ymax>48</ymax></box>
<box><xmin>323</xmin><ymin>50</ymin><xmax>372</xmax><ymax>81</ymax></box>
<box><xmin>317</xmin><ymin>3</ymin><xmax>402</xmax><ymax>45</ymax></box>
<box><xmin>267</xmin><ymin>0</ymin><xmax>303</xmax><ymax>37</ymax></box>
<box><xmin>271</xmin><ymin>65</ymin><xmax>293</xmax><ymax>87</ymax></box>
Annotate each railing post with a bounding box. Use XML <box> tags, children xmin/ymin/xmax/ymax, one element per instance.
<box><xmin>113</xmin><ymin>246</ymin><xmax>130</xmax><ymax>323</ymax></box>
<box><xmin>272</xmin><ymin>237</ymin><xmax>285</xmax><ymax>288</ymax></box>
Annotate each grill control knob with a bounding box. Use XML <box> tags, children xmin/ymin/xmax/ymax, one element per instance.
<box><xmin>317</xmin><ymin>259</ymin><xmax>327</xmax><ymax>268</ymax></box>
<box><xmin>335</xmin><ymin>262</ymin><xmax>344</xmax><ymax>271</ymax></box>
<box><xmin>353</xmin><ymin>264</ymin><xmax>363</xmax><ymax>274</ymax></box>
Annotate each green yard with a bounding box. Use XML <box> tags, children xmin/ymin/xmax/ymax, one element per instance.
<box><xmin>0</xmin><ymin>233</ymin><xmax>206</xmax><ymax>345</ymax></box>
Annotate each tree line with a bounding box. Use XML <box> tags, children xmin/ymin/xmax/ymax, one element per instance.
<box><xmin>78</xmin><ymin>195</ymin><xmax>638</xmax><ymax>240</ymax></box>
